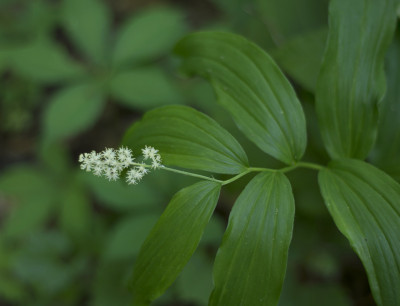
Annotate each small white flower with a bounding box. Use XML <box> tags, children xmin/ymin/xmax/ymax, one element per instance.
<box><xmin>142</xmin><ymin>145</ymin><xmax>162</xmax><ymax>168</ymax></box>
<box><xmin>151</xmin><ymin>160</ymin><xmax>162</xmax><ymax>169</ymax></box>
<box><xmin>117</xmin><ymin>146</ymin><xmax>132</xmax><ymax>159</ymax></box>
<box><xmin>80</xmin><ymin>162</ymin><xmax>91</xmax><ymax>171</ymax></box>
<box><xmin>142</xmin><ymin>146</ymin><xmax>158</xmax><ymax>159</ymax></box>
<box><xmin>118</xmin><ymin>147</ymin><xmax>134</xmax><ymax>168</ymax></box>
<box><xmin>79</xmin><ymin>153</ymin><xmax>93</xmax><ymax>171</ymax></box>
<box><xmin>104</xmin><ymin>167</ymin><xmax>119</xmax><ymax>181</ymax></box>
<box><xmin>79</xmin><ymin>153</ymin><xmax>85</xmax><ymax>163</ymax></box>
<box><xmin>79</xmin><ymin>145</ymin><xmax>162</xmax><ymax>185</ymax></box>
<box><xmin>93</xmin><ymin>165</ymin><xmax>104</xmax><ymax>176</ymax></box>
<box><xmin>138</xmin><ymin>164</ymin><xmax>148</xmax><ymax>174</ymax></box>
<box><xmin>134</xmin><ymin>168</ymin><xmax>145</xmax><ymax>180</ymax></box>
<box><xmin>126</xmin><ymin>168</ymin><xmax>141</xmax><ymax>185</ymax></box>
<box><xmin>142</xmin><ymin>146</ymin><xmax>151</xmax><ymax>160</ymax></box>
<box><xmin>102</xmin><ymin>148</ymin><xmax>116</xmax><ymax>163</ymax></box>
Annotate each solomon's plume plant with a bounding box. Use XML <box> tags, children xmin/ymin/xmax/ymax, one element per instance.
<box><xmin>79</xmin><ymin>0</ymin><xmax>400</xmax><ymax>305</ymax></box>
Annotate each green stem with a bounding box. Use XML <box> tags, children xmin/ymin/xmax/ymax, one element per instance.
<box><xmin>140</xmin><ymin>161</ymin><xmax>324</xmax><ymax>186</ymax></box>
<box><xmin>131</xmin><ymin>162</ymin><xmax>223</xmax><ymax>183</ymax></box>
<box><xmin>221</xmin><ymin>169</ymin><xmax>252</xmax><ymax>186</ymax></box>
<box><xmin>161</xmin><ymin>166</ymin><xmax>224</xmax><ymax>184</ymax></box>
<box><xmin>296</xmin><ymin>161</ymin><xmax>324</xmax><ymax>171</ymax></box>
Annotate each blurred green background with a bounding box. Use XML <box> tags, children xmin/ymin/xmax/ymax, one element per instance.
<box><xmin>0</xmin><ymin>0</ymin><xmax>375</xmax><ymax>305</ymax></box>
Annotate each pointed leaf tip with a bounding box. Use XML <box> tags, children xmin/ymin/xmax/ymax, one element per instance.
<box><xmin>175</xmin><ymin>31</ymin><xmax>307</xmax><ymax>165</ymax></box>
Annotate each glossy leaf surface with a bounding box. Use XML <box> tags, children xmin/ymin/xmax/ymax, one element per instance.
<box><xmin>315</xmin><ymin>0</ymin><xmax>398</xmax><ymax>159</ymax></box>
<box><xmin>130</xmin><ymin>181</ymin><xmax>221</xmax><ymax>305</ymax></box>
<box><xmin>210</xmin><ymin>172</ymin><xmax>294</xmax><ymax>305</ymax></box>
<box><xmin>123</xmin><ymin>105</ymin><xmax>249</xmax><ymax>174</ymax></box>
<box><xmin>318</xmin><ymin>159</ymin><xmax>400</xmax><ymax>306</ymax></box>
<box><xmin>175</xmin><ymin>31</ymin><xmax>307</xmax><ymax>165</ymax></box>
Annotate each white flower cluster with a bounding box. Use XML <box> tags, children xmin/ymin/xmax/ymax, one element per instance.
<box><xmin>79</xmin><ymin>146</ymin><xmax>162</xmax><ymax>185</ymax></box>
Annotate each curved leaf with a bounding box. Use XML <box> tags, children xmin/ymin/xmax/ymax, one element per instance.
<box><xmin>62</xmin><ymin>0</ymin><xmax>111</xmax><ymax>64</ymax></box>
<box><xmin>318</xmin><ymin>159</ymin><xmax>400</xmax><ymax>306</ymax></box>
<box><xmin>210</xmin><ymin>172</ymin><xmax>294</xmax><ymax>306</ymax></box>
<box><xmin>10</xmin><ymin>38</ymin><xmax>85</xmax><ymax>83</ymax></box>
<box><xmin>122</xmin><ymin>105</ymin><xmax>249</xmax><ymax>174</ymax></box>
<box><xmin>43</xmin><ymin>83</ymin><xmax>105</xmax><ymax>141</ymax></box>
<box><xmin>315</xmin><ymin>0</ymin><xmax>398</xmax><ymax>159</ymax></box>
<box><xmin>130</xmin><ymin>181</ymin><xmax>221</xmax><ymax>305</ymax></box>
<box><xmin>112</xmin><ymin>7</ymin><xmax>186</xmax><ymax>66</ymax></box>
<box><xmin>175</xmin><ymin>31</ymin><xmax>307</xmax><ymax>165</ymax></box>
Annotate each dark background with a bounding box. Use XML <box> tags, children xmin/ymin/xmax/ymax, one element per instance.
<box><xmin>0</xmin><ymin>0</ymin><xmax>374</xmax><ymax>305</ymax></box>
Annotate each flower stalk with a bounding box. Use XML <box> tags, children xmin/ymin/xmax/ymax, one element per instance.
<box><xmin>79</xmin><ymin>146</ymin><xmax>324</xmax><ymax>186</ymax></box>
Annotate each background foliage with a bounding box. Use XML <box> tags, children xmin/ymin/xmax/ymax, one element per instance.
<box><xmin>0</xmin><ymin>0</ymin><xmax>397</xmax><ymax>305</ymax></box>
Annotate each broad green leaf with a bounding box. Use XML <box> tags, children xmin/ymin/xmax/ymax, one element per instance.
<box><xmin>109</xmin><ymin>67</ymin><xmax>183</xmax><ymax>110</ymax></box>
<box><xmin>210</xmin><ymin>172</ymin><xmax>294</xmax><ymax>306</ymax></box>
<box><xmin>103</xmin><ymin>213</ymin><xmax>159</xmax><ymax>261</ymax></box>
<box><xmin>271</xmin><ymin>28</ymin><xmax>327</xmax><ymax>92</ymax></box>
<box><xmin>130</xmin><ymin>181</ymin><xmax>221</xmax><ymax>305</ymax></box>
<box><xmin>43</xmin><ymin>83</ymin><xmax>105</xmax><ymax>141</ymax></box>
<box><xmin>175</xmin><ymin>31</ymin><xmax>307</xmax><ymax>165</ymax></box>
<box><xmin>10</xmin><ymin>38</ymin><xmax>85</xmax><ymax>83</ymax></box>
<box><xmin>371</xmin><ymin>26</ymin><xmax>400</xmax><ymax>181</ymax></box>
<box><xmin>112</xmin><ymin>7</ymin><xmax>186</xmax><ymax>66</ymax></box>
<box><xmin>122</xmin><ymin>105</ymin><xmax>249</xmax><ymax>174</ymax></box>
<box><xmin>315</xmin><ymin>0</ymin><xmax>398</xmax><ymax>159</ymax></box>
<box><xmin>318</xmin><ymin>159</ymin><xmax>400</xmax><ymax>306</ymax></box>
<box><xmin>62</xmin><ymin>0</ymin><xmax>111</xmax><ymax>64</ymax></box>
